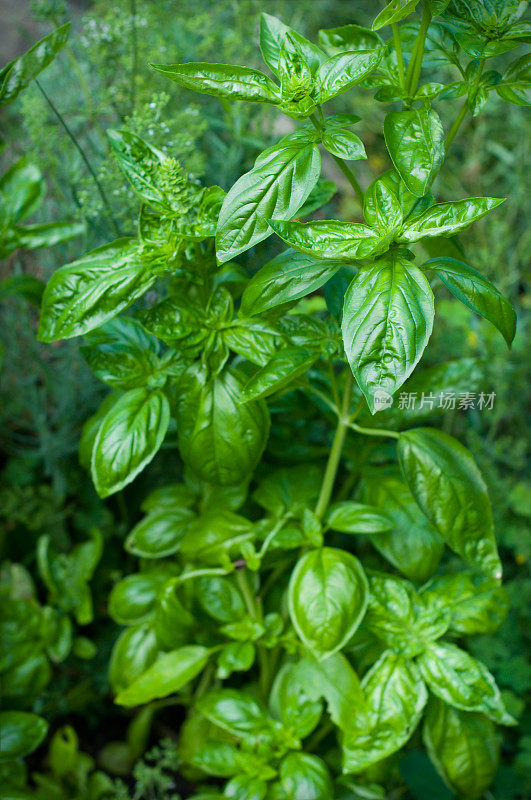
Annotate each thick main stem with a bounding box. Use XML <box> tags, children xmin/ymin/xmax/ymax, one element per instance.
<box><xmin>314</xmin><ymin>370</ymin><xmax>354</xmax><ymax>519</ymax></box>
<box><xmin>331</xmin><ymin>154</ymin><xmax>364</xmax><ymax>205</ymax></box>
<box><xmin>445</xmin><ymin>101</ymin><xmax>468</xmax><ymax>151</ymax></box>
<box><xmin>405</xmin><ymin>1</ymin><xmax>432</xmax><ymax>96</ymax></box>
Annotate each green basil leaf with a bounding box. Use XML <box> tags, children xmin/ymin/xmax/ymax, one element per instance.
<box><xmin>0</xmin><ymin>274</ymin><xmax>45</xmax><ymax>306</ymax></box>
<box><xmin>342</xmin><ymin>256</ymin><xmax>434</xmax><ymax>413</ymax></box>
<box><xmin>0</xmin><ymin>22</ymin><xmax>70</xmax><ymax>108</ymax></box>
<box><xmin>109</xmin><ymin>626</ymin><xmax>159</xmax><ymax>694</ymax></box>
<box><xmin>363</xmin><ymin>171</ymin><xmax>403</xmax><ymax>234</ymax></box>
<box><xmin>269</xmin><ymin>663</ymin><xmax>322</xmax><ymax>738</ymax></box>
<box><xmin>365</xmin><ymin>573</ymin><xmax>449</xmax><ymax>657</ymax></box>
<box><xmin>372</xmin><ymin>0</ymin><xmax>420</xmax><ymax>30</ymax></box>
<box><xmin>315</xmin><ymin>50</ymin><xmax>383</xmax><ymax>102</ymax></box>
<box><xmin>10</xmin><ymin>220</ymin><xmax>84</xmax><ymax>252</ymax></box>
<box><xmin>417</xmin><ymin>642</ymin><xmax>515</xmax><ymax>725</ymax></box>
<box><xmin>342</xmin><ymin>651</ymin><xmax>427</xmax><ymax>772</ymax></box>
<box><xmin>125</xmin><ymin>507</ymin><xmax>195</xmax><ymax>559</ymax></box>
<box><xmin>150</xmin><ymin>62</ymin><xmax>280</xmax><ymax>103</ymax></box>
<box><xmin>197</xmin><ymin>689</ymin><xmax>269</xmax><ymax>738</ymax></box>
<box><xmin>91</xmin><ymin>388</ymin><xmax>170</xmax><ymax>497</ymax></box>
<box><xmin>115</xmin><ymin>645</ymin><xmax>210</xmax><ymax>706</ymax></box>
<box><xmin>253</xmin><ymin>465</ymin><xmax>322</xmax><ymax>516</ymax></box>
<box><xmin>398</xmin><ymin>427</ymin><xmax>502</xmax><ymax>581</ymax></box>
<box><xmin>360</xmin><ymin>470</ymin><xmax>444</xmax><ymax>582</ymax></box>
<box><xmin>176</xmin><ymin>366</ymin><xmax>269</xmax><ymax>486</ymax></box>
<box><xmin>217</xmin><ymin>642</ymin><xmax>255</xmax><ymax>680</ymax></box>
<box><xmin>259</xmin><ymin>13</ymin><xmax>327</xmax><ymax>75</ymax></box>
<box><xmin>240</xmin><ymin>251</ymin><xmax>341</xmax><ymax>317</ymax></box>
<box><xmin>383</xmin><ymin>108</ymin><xmax>445</xmax><ymax>197</ymax></box>
<box><xmin>420</xmin><ymin>572</ymin><xmax>509</xmax><ymax>635</ymax></box>
<box><xmin>141</xmin><ymin>483</ymin><xmax>197</xmax><ymax>513</ymax></box>
<box><xmin>81</xmin><ymin>316</ymin><xmax>162</xmax><ymax>389</ymax></box>
<box><xmin>496</xmin><ymin>53</ymin><xmax>531</xmax><ymax>105</ymax></box>
<box><xmin>423</xmin><ymin>697</ymin><xmax>499</xmax><ymax>800</ymax></box>
<box><xmin>398</xmin><ymin>197</ymin><xmax>505</xmax><ymax>242</ymax></box>
<box><xmin>268</xmin><ymin>218</ymin><xmax>385</xmax><ymax>261</ymax></box>
<box><xmin>325</xmin><ymin>502</ymin><xmax>393</xmax><ymax>534</ymax></box>
<box><xmin>216</xmin><ymin>142</ymin><xmax>321</xmax><ymax>263</ymax></box>
<box><xmin>241</xmin><ymin>348</ymin><xmax>317</xmax><ymax>402</ymax></box>
<box><xmin>223</xmin><ymin>322</ymin><xmax>278</xmax><ymax>366</ymax></box>
<box><xmin>180</xmin><ymin>511</ymin><xmax>254</xmax><ymax>565</ymax></box>
<box><xmin>0</xmin><ymin>711</ymin><xmax>48</xmax><ymax>760</ymax></box>
<box><xmin>322</xmin><ymin>129</ymin><xmax>366</xmax><ymax>160</ymax></box>
<box><xmin>277</xmin><ymin>752</ymin><xmax>333</xmax><ymax>800</ymax></box>
<box><xmin>108</xmin><ymin>573</ymin><xmax>168</xmax><ymax>626</ymax></box>
<box><xmin>225</xmin><ymin>775</ymin><xmax>267</xmax><ymax>800</ymax></box>
<box><xmin>318</xmin><ymin>24</ymin><xmax>383</xmax><ymax>54</ymax></box>
<box><xmin>423</xmin><ymin>257</ymin><xmax>516</xmax><ymax>345</ymax></box>
<box><xmin>38</xmin><ymin>239</ymin><xmax>154</xmax><ymax>342</ymax></box>
<box><xmin>288</xmin><ymin>547</ymin><xmax>368</xmax><ymax>658</ymax></box>
<box><xmin>196</xmin><ymin>576</ymin><xmax>245</xmax><ymax>622</ymax></box>
<box><xmin>289</xmin><ymin>653</ymin><xmax>366</xmax><ymax>732</ymax></box>
<box><xmin>0</xmin><ymin>157</ymin><xmax>45</xmax><ymax>223</ymax></box>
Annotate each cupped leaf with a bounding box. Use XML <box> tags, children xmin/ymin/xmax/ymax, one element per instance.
<box><xmin>38</xmin><ymin>239</ymin><xmax>154</xmax><ymax>341</ymax></box>
<box><xmin>176</xmin><ymin>366</ymin><xmax>269</xmax><ymax>486</ymax></box>
<box><xmin>277</xmin><ymin>752</ymin><xmax>333</xmax><ymax>800</ymax></box>
<box><xmin>342</xmin><ymin>256</ymin><xmax>434</xmax><ymax>413</ymax></box>
<box><xmin>288</xmin><ymin>547</ymin><xmax>368</xmax><ymax>658</ymax></box>
<box><xmin>216</xmin><ymin>142</ymin><xmax>320</xmax><ymax>263</ymax></box>
<box><xmin>108</xmin><ymin>573</ymin><xmax>168</xmax><ymax>626</ymax></box>
<box><xmin>196</xmin><ymin>689</ymin><xmax>269</xmax><ymax>739</ymax></box>
<box><xmin>423</xmin><ymin>697</ymin><xmax>499</xmax><ymax>800</ymax></box>
<box><xmin>399</xmin><ymin>197</ymin><xmax>505</xmax><ymax>241</ymax></box>
<box><xmin>91</xmin><ymin>388</ymin><xmax>170</xmax><ymax>497</ymax></box>
<box><xmin>363</xmin><ymin>171</ymin><xmax>403</xmax><ymax>234</ymax></box>
<box><xmin>0</xmin><ymin>22</ymin><xmax>70</xmax><ymax>108</ymax></box>
<box><xmin>315</xmin><ymin>49</ymin><xmax>383</xmax><ymax>102</ymax></box>
<box><xmin>125</xmin><ymin>507</ymin><xmax>195</xmax><ymax>558</ymax></box>
<box><xmin>241</xmin><ymin>348</ymin><xmax>317</xmax><ymax>402</ymax></box>
<box><xmin>0</xmin><ymin>711</ymin><xmax>48</xmax><ymax>759</ymax></box>
<box><xmin>151</xmin><ymin>62</ymin><xmax>280</xmax><ymax>103</ymax></box>
<box><xmin>240</xmin><ymin>250</ymin><xmax>341</xmax><ymax>316</ymax></box>
<box><xmin>342</xmin><ymin>651</ymin><xmax>427</xmax><ymax>773</ymax></box>
<box><xmin>383</xmin><ymin>108</ymin><xmax>445</xmax><ymax>197</ymax></box>
<box><xmin>115</xmin><ymin>645</ymin><xmax>210</xmax><ymax>706</ymax></box>
<box><xmin>269</xmin><ymin>663</ymin><xmax>322</xmax><ymax>738</ymax></box>
<box><xmin>398</xmin><ymin>428</ymin><xmax>502</xmax><ymax>581</ymax></box>
<box><xmin>325</xmin><ymin>502</ymin><xmax>393</xmax><ymax>534</ymax></box>
<box><xmin>260</xmin><ymin>13</ymin><xmax>327</xmax><ymax>75</ymax></box>
<box><xmin>423</xmin><ymin>257</ymin><xmax>516</xmax><ymax>345</ymax></box>
<box><xmin>109</xmin><ymin>626</ymin><xmax>159</xmax><ymax>694</ymax></box>
<box><xmin>417</xmin><ymin>642</ymin><xmax>515</xmax><ymax>725</ymax></box>
<box><xmin>268</xmin><ymin>218</ymin><xmax>385</xmax><ymax>261</ymax></box>
<box><xmin>361</xmin><ymin>470</ymin><xmax>443</xmax><ymax>582</ymax></box>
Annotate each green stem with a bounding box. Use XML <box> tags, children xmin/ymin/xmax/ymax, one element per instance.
<box><xmin>36</xmin><ymin>80</ymin><xmax>120</xmax><ymax>236</ymax></box>
<box><xmin>349</xmin><ymin>421</ymin><xmax>399</xmax><ymax>440</ymax></box>
<box><xmin>405</xmin><ymin>1</ymin><xmax>432</xmax><ymax>96</ymax></box>
<box><xmin>176</xmin><ymin>567</ymin><xmax>231</xmax><ymax>585</ymax></box>
<box><xmin>392</xmin><ymin>24</ymin><xmax>406</xmax><ymax>92</ymax></box>
<box><xmin>257</xmin><ymin>514</ymin><xmax>291</xmax><ymax>560</ymax></box>
<box><xmin>314</xmin><ymin>370</ymin><xmax>354</xmax><ymax>519</ymax></box>
<box><xmin>331</xmin><ymin>154</ymin><xmax>364</xmax><ymax>205</ymax></box>
<box><xmin>444</xmin><ymin>101</ymin><xmax>469</xmax><ymax>151</ymax></box>
<box><xmin>236</xmin><ymin>570</ymin><xmax>271</xmax><ymax>699</ymax></box>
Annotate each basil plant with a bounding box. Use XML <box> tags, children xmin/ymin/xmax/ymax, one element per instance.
<box><xmin>36</xmin><ymin>2</ymin><xmax>528</xmax><ymax>798</ymax></box>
